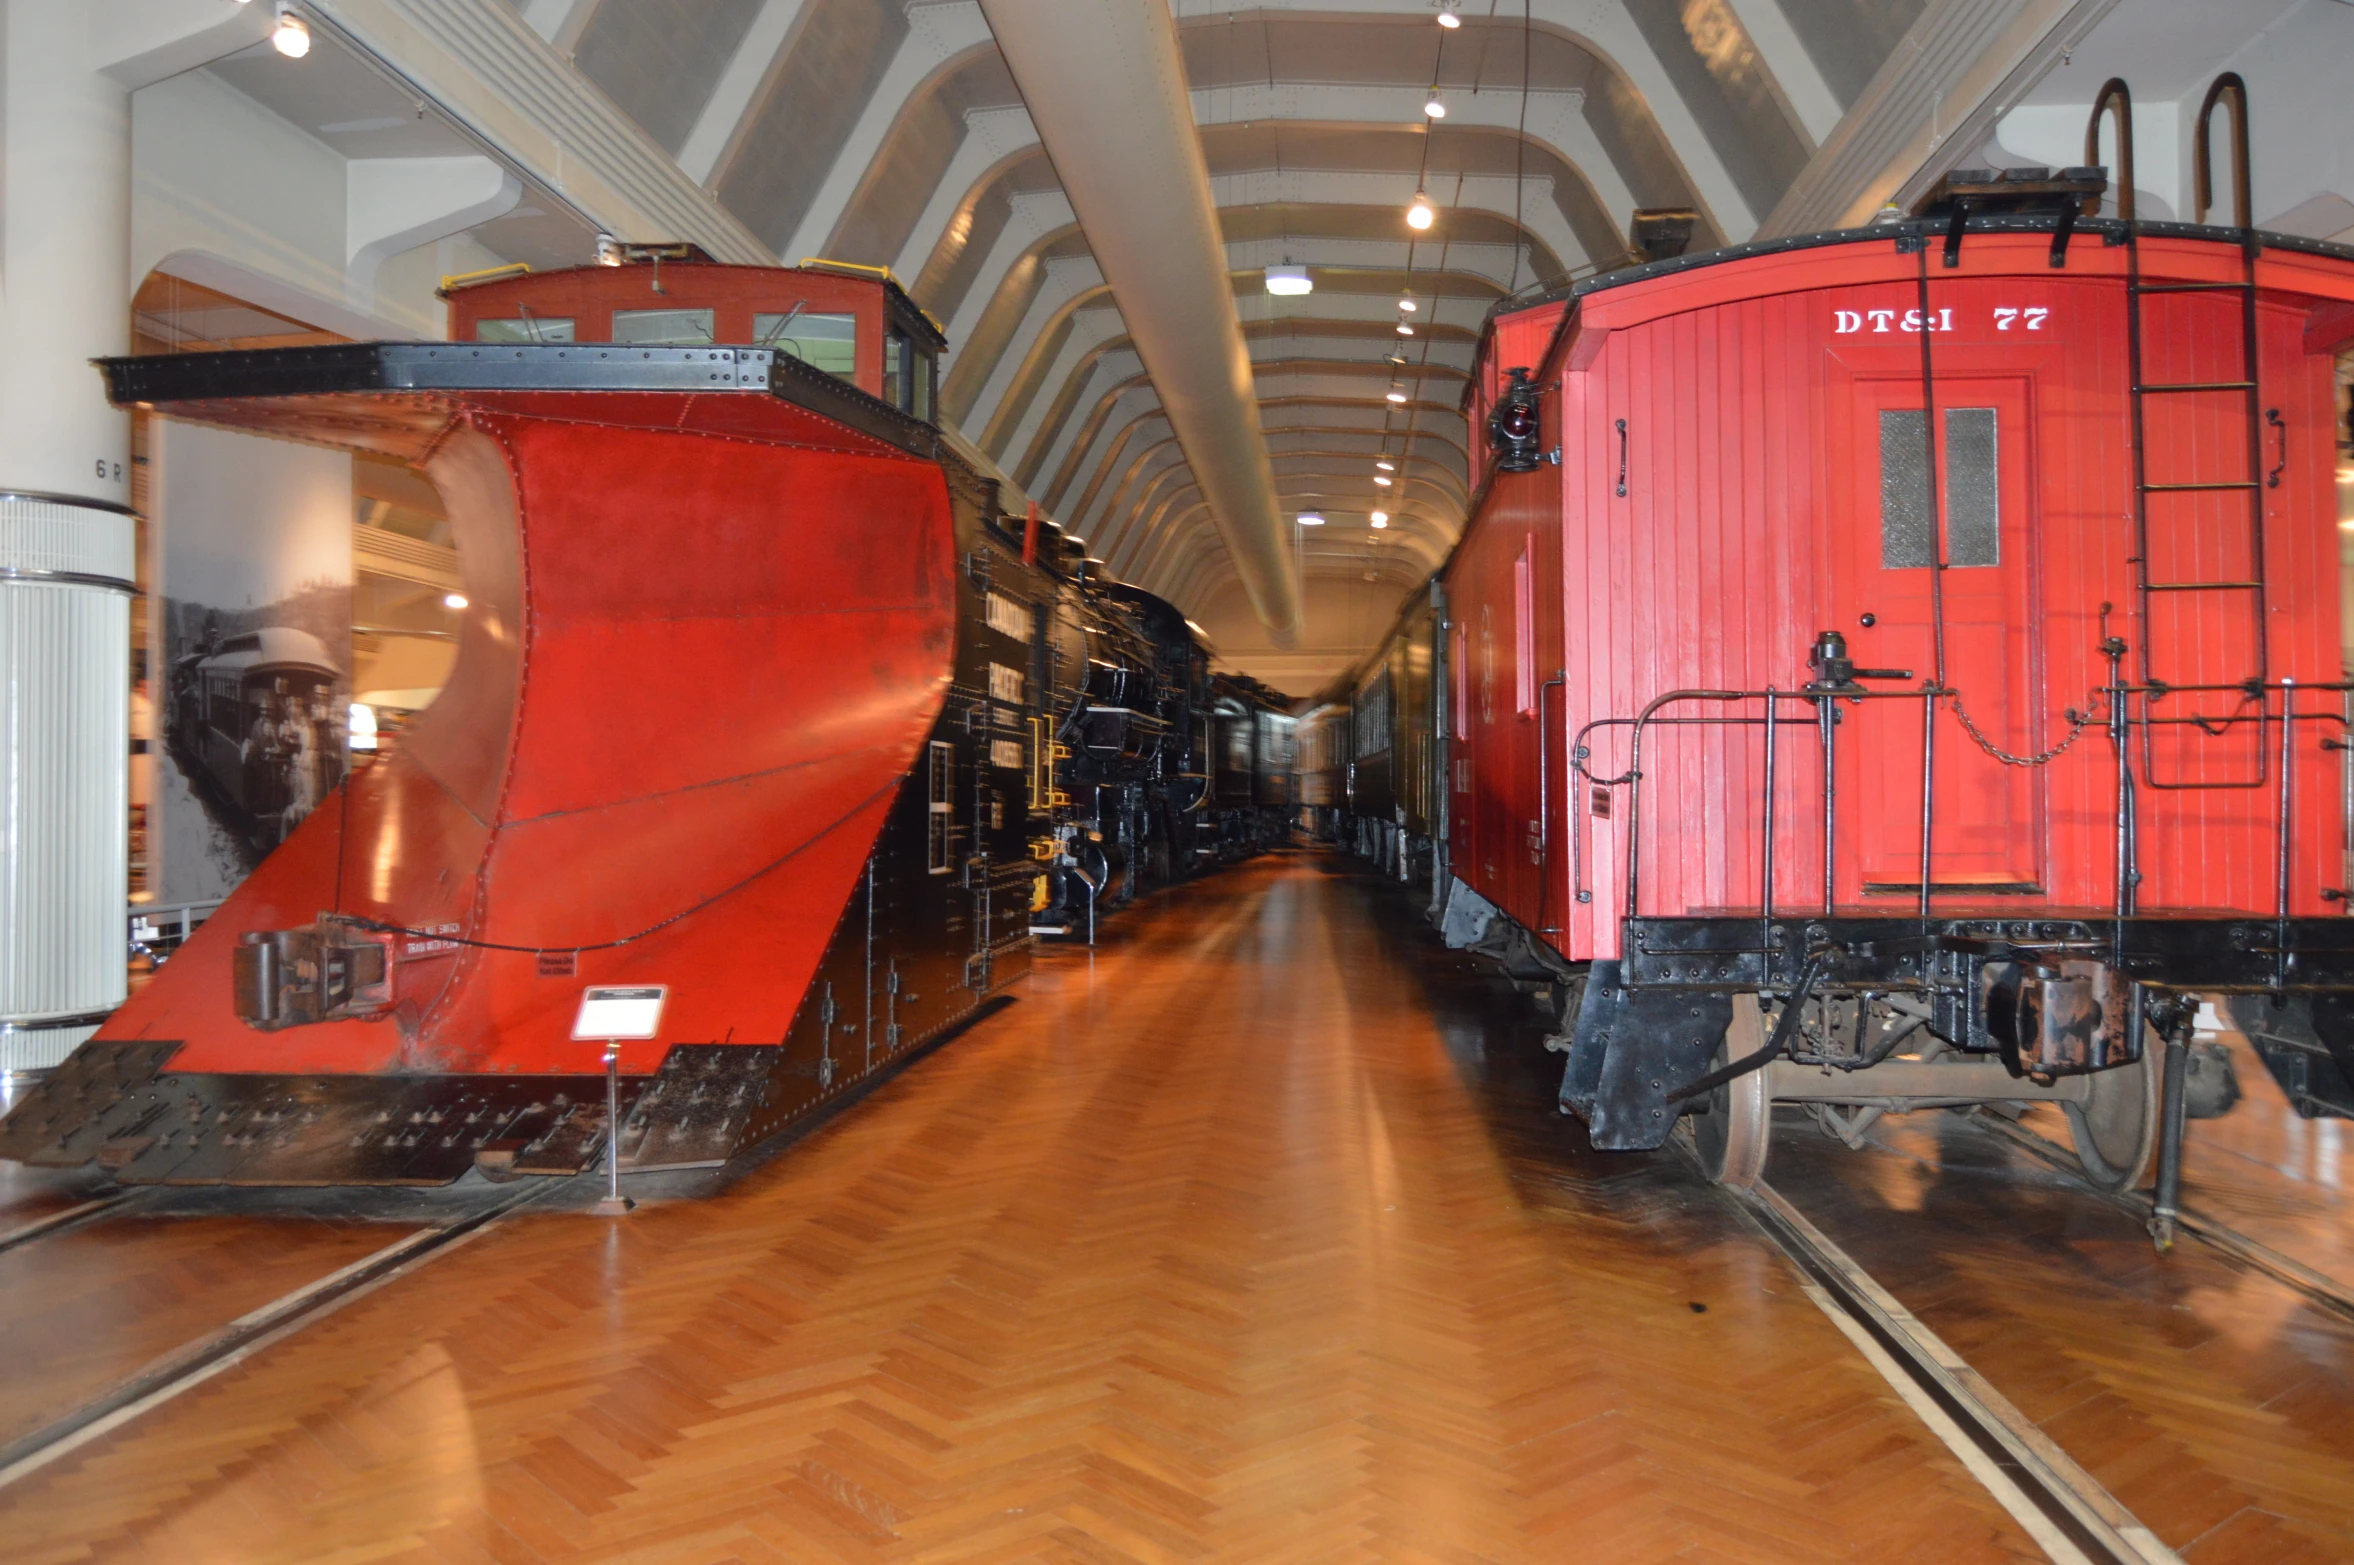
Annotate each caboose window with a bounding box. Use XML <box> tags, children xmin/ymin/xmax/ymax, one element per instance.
<box><xmin>755</xmin><ymin>311</ymin><xmax>855</xmax><ymax>376</ymax></box>
<box><xmin>611</xmin><ymin>307</ymin><xmax>715</xmax><ymax>345</ymax></box>
<box><xmin>475</xmin><ymin>317</ymin><xmax>574</xmax><ymax>344</ymax></box>
<box><xmin>1880</xmin><ymin>408</ymin><xmax>2000</xmax><ymax>569</ymax></box>
<box><xmin>1942</xmin><ymin>408</ymin><xmax>2000</xmax><ymax>567</ymax></box>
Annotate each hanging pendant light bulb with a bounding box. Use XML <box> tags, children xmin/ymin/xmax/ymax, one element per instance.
<box><xmin>1369</xmin><ymin>510</ymin><xmax>1390</xmax><ymax>527</ymax></box>
<box><xmin>1375</xmin><ymin>456</ymin><xmax>1396</xmax><ymax>471</ymax></box>
<box><xmin>1385</xmin><ymin>386</ymin><xmax>1408</xmax><ymax>404</ymax></box>
<box><xmin>1406</xmin><ymin>190</ymin><xmax>1435</xmax><ymax>231</ymax></box>
<box><xmin>1436</xmin><ymin>0</ymin><xmax>1462</xmax><ymax>26</ymax></box>
<box><xmin>1423</xmin><ymin>91</ymin><xmax>1446</xmax><ymax>119</ymax></box>
<box><xmin>1397</xmin><ymin>293</ymin><xmax>1418</xmax><ymax>312</ymax></box>
<box><xmin>1395</xmin><ymin>321</ymin><xmax>1415</xmax><ymax>336</ymax></box>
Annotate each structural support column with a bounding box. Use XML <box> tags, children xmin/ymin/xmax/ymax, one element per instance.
<box><xmin>0</xmin><ymin>0</ymin><xmax>135</xmax><ymax>1075</ymax></box>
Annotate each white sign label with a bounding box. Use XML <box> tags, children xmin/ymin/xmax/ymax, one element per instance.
<box><xmin>572</xmin><ymin>984</ymin><xmax>668</xmax><ymax>1040</ymax></box>
<box><xmin>990</xmin><ymin>738</ymin><xmax>1025</xmax><ymax>769</ymax></box>
<box><xmin>1833</xmin><ymin>304</ymin><xmax>2051</xmax><ymax>335</ymax></box>
<box><xmin>988</xmin><ymin>661</ymin><xmax>1024</xmax><ymax>703</ymax></box>
<box><xmin>986</xmin><ymin>592</ymin><xmax>1031</xmax><ymax>639</ymax></box>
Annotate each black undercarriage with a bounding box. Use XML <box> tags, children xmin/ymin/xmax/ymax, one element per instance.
<box><xmin>1562</xmin><ymin>914</ymin><xmax>2354</xmax><ymax>1149</ymax></box>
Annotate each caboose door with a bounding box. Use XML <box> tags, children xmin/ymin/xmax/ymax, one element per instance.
<box><xmin>1831</xmin><ymin>375</ymin><xmax>2042</xmax><ymax>898</ymax></box>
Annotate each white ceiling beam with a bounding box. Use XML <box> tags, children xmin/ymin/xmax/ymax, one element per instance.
<box><xmin>1721</xmin><ymin>0</ymin><xmax>1845</xmax><ymax>145</ymax></box>
<box><xmin>676</xmin><ymin>0</ymin><xmax>810</xmax><ymax>184</ymax></box>
<box><xmin>1759</xmin><ymin>0</ymin><xmax>2124</xmax><ymax>237</ymax></box>
<box><xmin>309</xmin><ymin>0</ymin><xmax>773</xmax><ymax>260</ymax></box>
<box><xmin>781</xmin><ymin>4</ymin><xmax>995</xmax><ymax>263</ymax></box>
<box><xmin>519</xmin><ymin>0</ymin><xmax>598</xmax><ymax>53</ymax></box>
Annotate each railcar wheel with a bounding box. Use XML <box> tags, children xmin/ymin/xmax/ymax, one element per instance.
<box><xmin>2063</xmin><ymin>1031</ymin><xmax>2164</xmax><ymax>1191</ymax></box>
<box><xmin>1693</xmin><ymin>993</ymin><xmax>1771</xmax><ymax>1188</ymax></box>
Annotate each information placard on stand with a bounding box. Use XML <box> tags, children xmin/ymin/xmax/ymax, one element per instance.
<box><xmin>574</xmin><ymin>986</ymin><xmax>668</xmax><ymax>1215</ymax></box>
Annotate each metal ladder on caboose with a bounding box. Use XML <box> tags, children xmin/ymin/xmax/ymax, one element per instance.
<box><xmin>2094</xmin><ymin>75</ymin><xmax>2274</xmax><ymax>787</ymax></box>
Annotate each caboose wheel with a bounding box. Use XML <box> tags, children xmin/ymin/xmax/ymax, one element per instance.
<box><xmin>1693</xmin><ymin>993</ymin><xmax>1771</xmax><ymax>1188</ymax></box>
<box><xmin>2064</xmin><ymin>1032</ymin><xmax>2164</xmax><ymax>1191</ymax></box>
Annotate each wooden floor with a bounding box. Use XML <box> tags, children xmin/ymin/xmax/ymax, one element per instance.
<box><xmin>1774</xmin><ymin>1089</ymin><xmax>2354</xmax><ymax>1561</ymax></box>
<box><xmin>0</xmin><ymin>854</ymin><xmax>2046</xmax><ymax>1564</ymax></box>
<box><xmin>0</xmin><ymin>1210</ymin><xmax>425</xmax><ymax>1451</ymax></box>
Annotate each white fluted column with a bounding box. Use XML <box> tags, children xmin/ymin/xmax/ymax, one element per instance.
<box><xmin>0</xmin><ymin>0</ymin><xmax>134</xmax><ymax>1074</ymax></box>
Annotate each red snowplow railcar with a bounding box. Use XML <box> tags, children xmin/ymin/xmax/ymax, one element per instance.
<box><xmin>0</xmin><ymin>255</ymin><xmax>1042</xmax><ymax>1184</ymax></box>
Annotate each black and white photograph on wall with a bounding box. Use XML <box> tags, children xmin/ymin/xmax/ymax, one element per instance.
<box><xmin>150</xmin><ymin>417</ymin><xmax>353</xmax><ymax>903</ymax></box>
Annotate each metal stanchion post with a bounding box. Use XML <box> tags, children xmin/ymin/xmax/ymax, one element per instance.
<box><xmin>595</xmin><ymin>1039</ymin><xmax>634</xmax><ymax>1216</ymax></box>
<box><xmin>2148</xmin><ymin>1014</ymin><xmax>2189</xmax><ymax>1251</ymax></box>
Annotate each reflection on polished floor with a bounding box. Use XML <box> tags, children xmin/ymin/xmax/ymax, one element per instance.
<box><xmin>5</xmin><ymin>853</ymin><xmax>2353</xmax><ymax>1563</ymax></box>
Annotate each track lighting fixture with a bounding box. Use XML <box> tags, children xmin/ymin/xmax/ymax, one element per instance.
<box><xmin>271</xmin><ymin>2</ymin><xmax>310</xmax><ymax>57</ymax></box>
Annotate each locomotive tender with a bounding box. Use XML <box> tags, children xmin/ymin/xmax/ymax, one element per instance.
<box><xmin>0</xmin><ymin>249</ymin><xmax>1289</xmax><ymax>1186</ymax></box>
<box><xmin>1318</xmin><ymin>78</ymin><xmax>2354</xmax><ymax>1218</ymax></box>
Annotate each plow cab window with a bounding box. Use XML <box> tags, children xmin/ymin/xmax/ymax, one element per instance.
<box><xmin>612</xmin><ymin>307</ymin><xmax>716</xmax><ymax>345</ymax></box>
<box><xmin>756</xmin><ymin>310</ymin><xmax>856</xmax><ymax>376</ymax></box>
<box><xmin>475</xmin><ymin>316</ymin><xmax>575</xmax><ymax>344</ymax></box>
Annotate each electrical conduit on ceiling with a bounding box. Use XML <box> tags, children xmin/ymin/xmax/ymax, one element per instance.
<box><xmin>975</xmin><ymin>0</ymin><xmax>1302</xmax><ymax>645</ymax></box>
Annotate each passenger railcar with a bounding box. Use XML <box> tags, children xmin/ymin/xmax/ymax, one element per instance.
<box><xmin>1334</xmin><ymin>80</ymin><xmax>2354</xmax><ymax>1218</ymax></box>
<box><xmin>1</xmin><ymin>247</ymin><xmax>1286</xmax><ymax>1186</ymax></box>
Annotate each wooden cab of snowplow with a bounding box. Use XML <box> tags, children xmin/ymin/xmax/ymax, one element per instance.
<box><xmin>442</xmin><ymin>245</ymin><xmax>947</xmax><ymax>421</ymax></box>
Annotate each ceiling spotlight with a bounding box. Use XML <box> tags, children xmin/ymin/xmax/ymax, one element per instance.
<box><xmin>1407</xmin><ymin>190</ymin><xmax>1435</xmax><ymax>231</ymax></box>
<box><xmin>1375</xmin><ymin>457</ymin><xmax>1396</xmax><ymax>471</ymax></box>
<box><xmin>1436</xmin><ymin>0</ymin><xmax>1462</xmax><ymax>26</ymax></box>
<box><xmin>271</xmin><ymin>2</ymin><xmax>310</xmax><ymax>57</ymax></box>
<box><xmin>1373</xmin><ymin>474</ymin><xmax>1393</xmax><ymax>487</ymax></box>
<box><xmin>1423</xmin><ymin>92</ymin><xmax>1446</xmax><ymax>119</ymax></box>
<box><xmin>1369</xmin><ymin>510</ymin><xmax>1389</xmax><ymax>526</ymax></box>
<box><xmin>443</xmin><ymin>592</ymin><xmax>469</xmax><ymax>610</ymax></box>
<box><xmin>1296</xmin><ymin>511</ymin><xmax>1326</xmax><ymax>526</ymax></box>
<box><xmin>1264</xmin><ymin>263</ymin><xmax>1312</xmax><ymax>296</ymax></box>
<box><xmin>1386</xmin><ymin>387</ymin><xmax>1408</xmax><ymax>404</ymax></box>
<box><xmin>1395</xmin><ymin>322</ymin><xmax>1415</xmax><ymax>336</ymax></box>
<box><xmin>1397</xmin><ymin>294</ymin><xmax>1418</xmax><ymax>312</ymax></box>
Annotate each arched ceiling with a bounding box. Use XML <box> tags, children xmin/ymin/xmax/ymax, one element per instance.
<box><xmin>519</xmin><ymin>0</ymin><xmax>1933</xmax><ymax>686</ymax></box>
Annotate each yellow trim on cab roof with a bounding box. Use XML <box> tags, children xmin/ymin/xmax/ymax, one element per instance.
<box><xmin>798</xmin><ymin>257</ymin><xmax>946</xmax><ymax>337</ymax></box>
<box><xmin>437</xmin><ymin>261</ymin><xmax>532</xmax><ymax>294</ymax></box>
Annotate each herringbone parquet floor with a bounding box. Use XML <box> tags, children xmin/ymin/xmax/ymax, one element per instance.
<box><xmin>0</xmin><ymin>854</ymin><xmax>2045</xmax><ymax>1563</ymax></box>
<box><xmin>1777</xmin><ymin>1102</ymin><xmax>2354</xmax><ymax>1563</ymax></box>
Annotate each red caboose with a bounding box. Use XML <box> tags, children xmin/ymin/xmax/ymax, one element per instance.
<box><xmin>1444</xmin><ymin>95</ymin><xmax>2354</xmax><ymax>1205</ymax></box>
